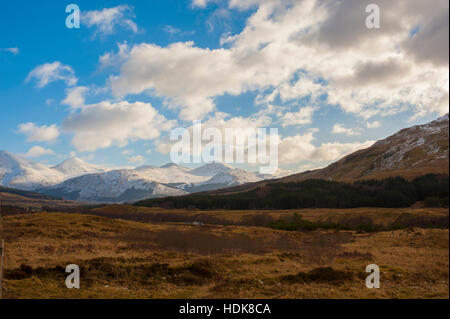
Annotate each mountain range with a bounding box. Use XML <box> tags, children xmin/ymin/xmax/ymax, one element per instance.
<box><xmin>1</xmin><ymin>113</ymin><xmax>448</xmax><ymax>203</ymax></box>
<box><xmin>0</xmin><ymin>151</ymin><xmax>276</xmax><ymax>202</ymax></box>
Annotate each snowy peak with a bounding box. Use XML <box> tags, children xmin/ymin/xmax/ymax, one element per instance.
<box><xmin>134</xmin><ymin>163</ymin><xmax>206</xmax><ymax>184</ymax></box>
<box><xmin>0</xmin><ymin>150</ymin><xmax>31</xmax><ymax>168</ymax></box>
<box><xmin>204</xmin><ymin>168</ymin><xmax>263</xmax><ymax>186</ymax></box>
<box><xmin>190</xmin><ymin>162</ymin><xmax>233</xmax><ymax>176</ymax></box>
<box><xmin>160</xmin><ymin>163</ymin><xmax>182</xmax><ymax>169</ymax></box>
<box><xmin>0</xmin><ymin>150</ymin><xmax>66</xmax><ymax>190</ymax></box>
<box><xmin>43</xmin><ymin>169</ymin><xmax>187</xmax><ymax>202</ymax></box>
<box><xmin>52</xmin><ymin>157</ymin><xmax>107</xmax><ymax>177</ymax></box>
<box><xmin>0</xmin><ymin>150</ymin><xmax>276</xmax><ymax>201</ymax></box>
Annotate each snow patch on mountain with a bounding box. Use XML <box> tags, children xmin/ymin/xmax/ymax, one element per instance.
<box><xmin>52</xmin><ymin>157</ymin><xmax>107</xmax><ymax>177</ymax></box>
<box><xmin>190</xmin><ymin>162</ymin><xmax>233</xmax><ymax>176</ymax></box>
<box><xmin>0</xmin><ymin>151</ymin><xmax>66</xmax><ymax>190</ymax></box>
<box><xmin>42</xmin><ymin>169</ymin><xmax>188</xmax><ymax>202</ymax></box>
<box><xmin>0</xmin><ymin>153</ymin><xmax>277</xmax><ymax>202</ymax></box>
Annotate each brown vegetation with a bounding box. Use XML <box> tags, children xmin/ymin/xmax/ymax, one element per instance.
<box><xmin>1</xmin><ymin>210</ymin><xmax>448</xmax><ymax>299</ymax></box>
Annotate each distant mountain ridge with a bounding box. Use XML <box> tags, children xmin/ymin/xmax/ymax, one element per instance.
<box><xmin>41</xmin><ymin>162</ymin><xmax>267</xmax><ymax>202</ymax></box>
<box><xmin>0</xmin><ymin>151</ymin><xmax>270</xmax><ymax>202</ymax></box>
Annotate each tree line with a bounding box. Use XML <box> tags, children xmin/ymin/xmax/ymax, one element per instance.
<box><xmin>135</xmin><ymin>174</ymin><xmax>449</xmax><ymax>210</ymax></box>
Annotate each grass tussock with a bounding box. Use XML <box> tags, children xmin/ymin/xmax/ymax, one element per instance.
<box><xmin>280</xmin><ymin>267</ymin><xmax>355</xmax><ymax>284</ymax></box>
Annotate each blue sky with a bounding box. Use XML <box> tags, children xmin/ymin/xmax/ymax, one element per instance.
<box><xmin>0</xmin><ymin>0</ymin><xmax>448</xmax><ymax>173</ymax></box>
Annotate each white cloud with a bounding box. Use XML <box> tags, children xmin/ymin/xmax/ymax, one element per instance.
<box><xmin>280</xmin><ymin>106</ymin><xmax>316</xmax><ymax>127</ymax></box>
<box><xmin>155</xmin><ymin>111</ymin><xmax>272</xmax><ymax>155</ymax></box>
<box><xmin>99</xmin><ymin>42</ymin><xmax>131</xmax><ymax>70</ymax></box>
<box><xmin>403</xmin><ymin>10</ymin><xmax>449</xmax><ymax>66</ymax></box>
<box><xmin>83</xmin><ymin>5</ymin><xmax>138</xmax><ymax>36</ymax></box>
<box><xmin>366</xmin><ymin>121</ymin><xmax>381</xmax><ymax>129</ymax></box>
<box><xmin>128</xmin><ymin>155</ymin><xmax>145</xmax><ymax>164</ymax></box>
<box><xmin>17</xmin><ymin>122</ymin><xmax>60</xmax><ymax>143</ymax></box>
<box><xmin>0</xmin><ymin>47</ymin><xmax>19</xmax><ymax>55</ymax></box>
<box><xmin>109</xmin><ymin>42</ymin><xmax>233</xmax><ymax>121</ymax></box>
<box><xmin>277</xmin><ymin>132</ymin><xmax>374</xmax><ymax>164</ymax></box>
<box><xmin>311</xmin><ymin>141</ymin><xmax>375</xmax><ymax>162</ymax></box>
<box><xmin>153</xmin><ymin>109</ymin><xmax>372</xmax><ymax>167</ymax></box>
<box><xmin>26</xmin><ymin>62</ymin><xmax>77</xmax><ymax>88</ymax></box>
<box><xmin>24</xmin><ymin>146</ymin><xmax>55</xmax><ymax>158</ymax></box>
<box><xmin>107</xmin><ymin>0</ymin><xmax>448</xmax><ymax>122</ymax></box>
<box><xmin>332</xmin><ymin>123</ymin><xmax>361</xmax><ymax>136</ymax></box>
<box><xmin>278</xmin><ymin>133</ymin><xmax>317</xmax><ymax>164</ymax></box>
<box><xmin>62</xmin><ymin>86</ymin><xmax>89</xmax><ymax>109</ymax></box>
<box><xmin>192</xmin><ymin>0</ymin><xmax>213</xmax><ymax>8</ymax></box>
<box><xmin>62</xmin><ymin>101</ymin><xmax>176</xmax><ymax>152</ymax></box>
<box><xmin>258</xmin><ymin>77</ymin><xmax>326</xmax><ymax>105</ymax></box>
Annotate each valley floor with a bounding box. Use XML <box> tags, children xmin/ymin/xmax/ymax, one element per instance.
<box><xmin>1</xmin><ymin>209</ymin><xmax>449</xmax><ymax>299</ymax></box>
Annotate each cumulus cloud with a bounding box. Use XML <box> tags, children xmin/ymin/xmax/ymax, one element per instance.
<box><xmin>311</xmin><ymin>141</ymin><xmax>375</xmax><ymax>162</ymax></box>
<box><xmin>99</xmin><ymin>42</ymin><xmax>131</xmax><ymax>70</ymax></box>
<box><xmin>24</xmin><ymin>146</ymin><xmax>55</xmax><ymax>158</ymax></box>
<box><xmin>277</xmin><ymin>133</ymin><xmax>317</xmax><ymax>164</ymax></box>
<box><xmin>332</xmin><ymin>123</ymin><xmax>361</xmax><ymax>136</ymax></box>
<box><xmin>106</xmin><ymin>0</ymin><xmax>448</xmax><ymax>122</ymax></box>
<box><xmin>277</xmin><ymin>132</ymin><xmax>374</xmax><ymax>164</ymax></box>
<box><xmin>192</xmin><ymin>0</ymin><xmax>213</xmax><ymax>8</ymax></box>
<box><xmin>17</xmin><ymin>122</ymin><xmax>60</xmax><ymax>143</ymax></box>
<box><xmin>403</xmin><ymin>10</ymin><xmax>449</xmax><ymax>66</ymax></box>
<box><xmin>336</xmin><ymin>59</ymin><xmax>411</xmax><ymax>88</ymax></box>
<box><xmin>280</xmin><ymin>106</ymin><xmax>316</xmax><ymax>127</ymax></box>
<box><xmin>109</xmin><ymin>42</ymin><xmax>234</xmax><ymax>121</ymax></box>
<box><xmin>62</xmin><ymin>101</ymin><xmax>176</xmax><ymax>152</ymax></box>
<box><xmin>26</xmin><ymin>62</ymin><xmax>77</xmax><ymax>88</ymax></box>
<box><xmin>62</xmin><ymin>86</ymin><xmax>89</xmax><ymax>109</ymax></box>
<box><xmin>155</xmin><ymin>111</ymin><xmax>272</xmax><ymax>156</ymax></box>
<box><xmin>83</xmin><ymin>5</ymin><xmax>138</xmax><ymax>37</ymax></box>
<box><xmin>154</xmin><ymin>110</ymin><xmax>373</xmax><ymax>167</ymax></box>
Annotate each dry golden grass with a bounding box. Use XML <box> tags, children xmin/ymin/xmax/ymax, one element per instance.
<box><xmin>0</xmin><ymin>190</ymin><xmax>80</xmax><ymax>210</ymax></box>
<box><xmin>2</xmin><ymin>211</ymin><xmax>448</xmax><ymax>299</ymax></box>
<box><xmin>93</xmin><ymin>205</ymin><xmax>448</xmax><ymax>225</ymax></box>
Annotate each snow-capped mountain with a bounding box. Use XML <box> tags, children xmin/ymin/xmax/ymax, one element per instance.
<box><xmin>52</xmin><ymin>157</ymin><xmax>107</xmax><ymax>177</ymax></box>
<box><xmin>201</xmin><ymin>168</ymin><xmax>262</xmax><ymax>186</ymax></box>
<box><xmin>0</xmin><ymin>150</ymin><xmax>270</xmax><ymax>202</ymax></box>
<box><xmin>0</xmin><ymin>151</ymin><xmax>66</xmax><ymax>190</ymax></box>
<box><xmin>42</xmin><ymin>169</ymin><xmax>188</xmax><ymax>202</ymax></box>
<box><xmin>134</xmin><ymin>163</ymin><xmax>208</xmax><ymax>184</ymax></box>
<box><xmin>179</xmin><ymin>164</ymin><xmax>264</xmax><ymax>193</ymax></box>
<box><xmin>42</xmin><ymin>162</ymin><xmax>265</xmax><ymax>202</ymax></box>
<box><xmin>190</xmin><ymin>162</ymin><xmax>233</xmax><ymax>176</ymax></box>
